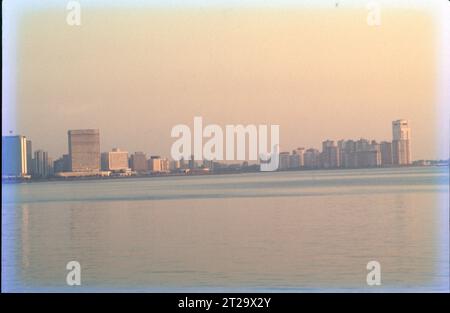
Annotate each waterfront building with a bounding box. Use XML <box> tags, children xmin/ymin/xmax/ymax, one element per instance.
<box><xmin>288</xmin><ymin>148</ymin><xmax>305</xmax><ymax>169</ymax></box>
<box><xmin>26</xmin><ymin>140</ymin><xmax>33</xmax><ymax>175</ymax></box>
<box><xmin>304</xmin><ymin>148</ymin><xmax>321</xmax><ymax>169</ymax></box>
<box><xmin>101</xmin><ymin>148</ymin><xmax>129</xmax><ymax>172</ymax></box>
<box><xmin>2</xmin><ymin>135</ymin><xmax>28</xmax><ymax>177</ymax></box>
<box><xmin>33</xmin><ymin>150</ymin><xmax>50</xmax><ymax>178</ymax></box>
<box><xmin>68</xmin><ymin>129</ymin><xmax>100</xmax><ymax>172</ymax></box>
<box><xmin>392</xmin><ymin>119</ymin><xmax>411</xmax><ymax>165</ymax></box>
<box><xmin>321</xmin><ymin>140</ymin><xmax>340</xmax><ymax>168</ymax></box>
<box><xmin>380</xmin><ymin>141</ymin><xmax>393</xmax><ymax>165</ymax></box>
<box><xmin>279</xmin><ymin>152</ymin><xmax>290</xmax><ymax>170</ymax></box>
<box><xmin>130</xmin><ymin>152</ymin><xmax>148</xmax><ymax>173</ymax></box>
<box><xmin>148</xmin><ymin>156</ymin><xmax>162</xmax><ymax>172</ymax></box>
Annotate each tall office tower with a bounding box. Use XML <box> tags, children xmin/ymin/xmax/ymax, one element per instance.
<box><xmin>148</xmin><ymin>156</ymin><xmax>162</xmax><ymax>172</ymax></box>
<box><xmin>68</xmin><ymin>129</ymin><xmax>100</xmax><ymax>172</ymax></box>
<box><xmin>380</xmin><ymin>141</ymin><xmax>393</xmax><ymax>166</ymax></box>
<box><xmin>321</xmin><ymin>140</ymin><xmax>340</xmax><ymax>168</ymax></box>
<box><xmin>2</xmin><ymin>135</ymin><xmax>28</xmax><ymax>177</ymax></box>
<box><xmin>130</xmin><ymin>152</ymin><xmax>148</xmax><ymax>173</ymax></box>
<box><xmin>392</xmin><ymin>120</ymin><xmax>411</xmax><ymax>165</ymax></box>
<box><xmin>26</xmin><ymin>140</ymin><xmax>33</xmax><ymax>175</ymax></box>
<box><xmin>101</xmin><ymin>148</ymin><xmax>129</xmax><ymax>171</ymax></box>
<box><xmin>33</xmin><ymin>150</ymin><xmax>49</xmax><ymax>178</ymax></box>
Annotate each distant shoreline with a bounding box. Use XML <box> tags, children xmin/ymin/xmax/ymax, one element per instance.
<box><xmin>2</xmin><ymin>164</ymin><xmax>448</xmax><ymax>184</ymax></box>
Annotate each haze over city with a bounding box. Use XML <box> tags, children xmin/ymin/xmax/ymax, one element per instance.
<box><xmin>3</xmin><ymin>3</ymin><xmax>448</xmax><ymax>160</ymax></box>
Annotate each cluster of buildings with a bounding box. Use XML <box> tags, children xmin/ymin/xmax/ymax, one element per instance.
<box><xmin>2</xmin><ymin>120</ymin><xmax>414</xmax><ymax>180</ymax></box>
<box><xmin>279</xmin><ymin>119</ymin><xmax>412</xmax><ymax>170</ymax></box>
<box><xmin>1</xmin><ymin>129</ymin><xmax>212</xmax><ymax>180</ymax></box>
<box><xmin>2</xmin><ymin>135</ymin><xmax>53</xmax><ymax>179</ymax></box>
<box><xmin>52</xmin><ymin>130</ymin><xmax>180</xmax><ymax>178</ymax></box>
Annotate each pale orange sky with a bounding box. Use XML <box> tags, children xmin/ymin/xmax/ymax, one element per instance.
<box><xmin>9</xmin><ymin>8</ymin><xmax>442</xmax><ymax>160</ymax></box>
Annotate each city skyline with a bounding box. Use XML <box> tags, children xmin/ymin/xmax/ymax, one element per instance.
<box><xmin>6</xmin><ymin>118</ymin><xmax>447</xmax><ymax>180</ymax></box>
<box><xmin>4</xmin><ymin>118</ymin><xmax>421</xmax><ymax>165</ymax></box>
<box><xmin>4</xmin><ymin>118</ymin><xmax>420</xmax><ymax>160</ymax></box>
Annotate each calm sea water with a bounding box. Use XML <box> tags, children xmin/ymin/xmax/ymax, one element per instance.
<box><xmin>2</xmin><ymin>167</ymin><xmax>449</xmax><ymax>292</ymax></box>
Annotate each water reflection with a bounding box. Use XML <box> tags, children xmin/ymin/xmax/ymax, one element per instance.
<box><xmin>4</xmin><ymin>167</ymin><xmax>449</xmax><ymax>291</ymax></box>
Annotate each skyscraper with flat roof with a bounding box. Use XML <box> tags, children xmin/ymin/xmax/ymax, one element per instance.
<box><xmin>68</xmin><ymin>129</ymin><xmax>100</xmax><ymax>172</ymax></box>
<box><xmin>392</xmin><ymin>120</ymin><xmax>411</xmax><ymax>165</ymax></box>
<box><xmin>2</xmin><ymin>135</ymin><xmax>28</xmax><ymax>177</ymax></box>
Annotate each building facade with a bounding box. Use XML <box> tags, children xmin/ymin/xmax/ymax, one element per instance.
<box><xmin>380</xmin><ymin>141</ymin><xmax>393</xmax><ymax>165</ymax></box>
<box><xmin>304</xmin><ymin>148</ymin><xmax>321</xmax><ymax>169</ymax></box>
<box><xmin>148</xmin><ymin>156</ymin><xmax>162</xmax><ymax>172</ymax></box>
<box><xmin>392</xmin><ymin>119</ymin><xmax>411</xmax><ymax>165</ymax></box>
<box><xmin>68</xmin><ymin>129</ymin><xmax>100</xmax><ymax>172</ymax></box>
<box><xmin>101</xmin><ymin>148</ymin><xmax>129</xmax><ymax>171</ymax></box>
<box><xmin>130</xmin><ymin>152</ymin><xmax>148</xmax><ymax>173</ymax></box>
<box><xmin>320</xmin><ymin>140</ymin><xmax>340</xmax><ymax>169</ymax></box>
<box><xmin>2</xmin><ymin>135</ymin><xmax>28</xmax><ymax>177</ymax></box>
<box><xmin>33</xmin><ymin>150</ymin><xmax>51</xmax><ymax>178</ymax></box>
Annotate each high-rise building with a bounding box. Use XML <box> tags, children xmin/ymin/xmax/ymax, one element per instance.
<box><xmin>304</xmin><ymin>148</ymin><xmax>320</xmax><ymax>169</ymax></box>
<box><xmin>288</xmin><ymin>148</ymin><xmax>304</xmax><ymax>169</ymax></box>
<box><xmin>321</xmin><ymin>140</ymin><xmax>340</xmax><ymax>168</ymax></box>
<box><xmin>392</xmin><ymin>120</ymin><xmax>411</xmax><ymax>165</ymax></box>
<box><xmin>26</xmin><ymin>140</ymin><xmax>33</xmax><ymax>175</ymax></box>
<box><xmin>101</xmin><ymin>148</ymin><xmax>129</xmax><ymax>171</ymax></box>
<box><xmin>339</xmin><ymin>140</ymin><xmax>357</xmax><ymax>168</ymax></box>
<box><xmin>380</xmin><ymin>141</ymin><xmax>393</xmax><ymax>166</ymax></box>
<box><xmin>289</xmin><ymin>152</ymin><xmax>300</xmax><ymax>169</ymax></box>
<box><xmin>130</xmin><ymin>152</ymin><xmax>148</xmax><ymax>173</ymax></box>
<box><xmin>68</xmin><ymin>129</ymin><xmax>100</xmax><ymax>172</ymax></box>
<box><xmin>2</xmin><ymin>135</ymin><xmax>28</xmax><ymax>177</ymax></box>
<box><xmin>33</xmin><ymin>150</ymin><xmax>50</xmax><ymax>178</ymax></box>
<box><xmin>339</xmin><ymin>139</ymin><xmax>380</xmax><ymax>168</ymax></box>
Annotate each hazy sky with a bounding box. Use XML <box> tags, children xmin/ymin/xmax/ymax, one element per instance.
<box><xmin>3</xmin><ymin>2</ymin><xmax>449</xmax><ymax>160</ymax></box>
